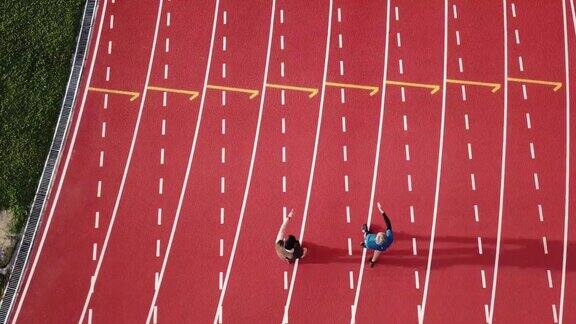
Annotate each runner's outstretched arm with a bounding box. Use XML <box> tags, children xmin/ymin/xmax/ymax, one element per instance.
<box><xmin>276</xmin><ymin>209</ymin><xmax>294</xmax><ymax>242</ymax></box>
<box><xmin>376</xmin><ymin>202</ymin><xmax>392</xmax><ymax>230</ymax></box>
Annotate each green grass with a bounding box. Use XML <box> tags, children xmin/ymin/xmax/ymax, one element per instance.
<box><xmin>0</xmin><ymin>0</ymin><xmax>85</xmax><ymax>233</ymax></box>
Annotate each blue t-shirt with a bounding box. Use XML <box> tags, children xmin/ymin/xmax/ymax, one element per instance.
<box><xmin>364</xmin><ymin>229</ymin><xmax>394</xmax><ymax>251</ymax></box>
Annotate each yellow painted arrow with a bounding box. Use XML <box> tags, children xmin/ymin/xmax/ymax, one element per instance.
<box><xmin>507</xmin><ymin>77</ymin><xmax>562</xmax><ymax>91</ymax></box>
<box><xmin>88</xmin><ymin>87</ymin><xmax>140</xmax><ymax>101</ymax></box>
<box><xmin>266</xmin><ymin>83</ymin><xmax>319</xmax><ymax>98</ymax></box>
<box><xmin>385</xmin><ymin>80</ymin><xmax>440</xmax><ymax>94</ymax></box>
<box><xmin>325</xmin><ymin>81</ymin><xmax>379</xmax><ymax>96</ymax></box>
<box><xmin>447</xmin><ymin>79</ymin><xmax>501</xmax><ymax>93</ymax></box>
<box><xmin>206</xmin><ymin>84</ymin><xmax>259</xmax><ymax>99</ymax></box>
<box><xmin>147</xmin><ymin>86</ymin><xmax>200</xmax><ymax>100</ymax></box>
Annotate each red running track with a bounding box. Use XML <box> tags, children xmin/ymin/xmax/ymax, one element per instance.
<box><xmin>9</xmin><ymin>0</ymin><xmax>576</xmax><ymax>323</ymax></box>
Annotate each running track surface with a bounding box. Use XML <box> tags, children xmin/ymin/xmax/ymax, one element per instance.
<box><xmin>9</xmin><ymin>0</ymin><xmax>576</xmax><ymax>323</ymax></box>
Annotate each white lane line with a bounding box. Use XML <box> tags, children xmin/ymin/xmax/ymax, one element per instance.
<box><xmin>456</xmin><ymin>30</ymin><xmax>461</xmax><ymax>45</ymax></box>
<box><xmin>481</xmin><ymin>269</ymin><xmax>486</xmax><ymax>288</ymax></box>
<box><xmin>458</xmin><ymin>57</ymin><xmax>463</xmax><ymax>73</ymax></box>
<box><xmin>395</xmin><ymin>6</ymin><xmax>399</xmax><ymax>21</ymax></box>
<box><xmin>107</xmin><ymin>41</ymin><xmax>112</xmax><ymax>54</ymax></box>
<box><xmin>88</xmin><ymin>309</ymin><xmax>93</xmax><ymax>324</ymax></box>
<box><xmin>223</xmin><ymin>36</ymin><xmax>227</xmax><ymax>51</ymax></box>
<box><xmin>106</xmin><ymin>66</ymin><xmax>110</xmax><ymax>81</ymax></box>
<box><xmin>221</xmin><ymin>177</ymin><xmax>225</xmax><ymax>194</ymax></box>
<box><xmin>103</xmin><ymin>94</ymin><xmax>108</xmax><ymax>109</ymax></box>
<box><xmin>529</xmin><ymin>142</ymin><xmax>535</xmax><ymax>159</ymax></box>
<box><xmin>160</xmin><ymin>148</ymin><xmax>165</xmax><ymax>165</ymax></box>
<box><xmin>474</xmin><ymin>204</ymin><xmax>479</xmax><ymax>222</ymax></box>
<box><xmin>223</xmin><ymin>10</ymin><xmax>227</xmax><ymax>25</ymax></box>
<box><xmin>538</xmin><ymin>204</ymin><xmax>544</xmax><ymax>222</ymax></box>
<box><xmin>347</xmin><ymin>238</ymin><xmax>352</xmax><ymax>256</ymax></box>
<box><xmin>220</xmin><ymin>208</ymin><xmax>225</xmax><ymax>225</ymax></box>
<box><xmin>344</xmin><ymin>175</ymin><xmax>349</xmax><ymax>192</ymax></box>
<box><xmin>339</xmin><ymin>60</ymin><xmax>344</xmax><ymax>75</ymax></box>
<box><xmin>410</xmin><ymin>205</ymin><xmax>415</xmax><ymax>223</ymax></box>
<box><xmin>349</xmin><ymin>271</ymin><xmax>354</xmax><ymax>289</ymax></box>
<box><xmin>399</xmin><ymin>59</ymin><xmax>404</xmax><ymax>74</ymax></box>
<box><xmin>221</xmin><ymin>118</ymin><xmax>226</xmax><ymax>134</ymax></box>
<box><xmin>511</xmin><ymin>3</ymin><xmax>516</xmax><ymax>17</ymax></box>
<box><xmin>166</xmin><ymin>12</ymin><xmax>171</xmax><ymax>27</ymax></box>
<box><xmin>279</xmin><ymin>35</ymin><xmax>285</xmax><ymax>50</ymax></box>
<box><xmin>514</xmin><ymin>29</ymin><xmax>520</xmax><ymax>44</ymax></box>
<box><xmin>92</xmin><ymin>243</ymin><xmax>97</xmax><ymax>261</ymax></box>
<box><xmin>461</xmin><ymin>85</ymin><xmax>467</xmax><ymax>101</ymax></box>
<box><xmin>419</xmin><ymin>1</ymin><xmax>449</xmax><ymax>320</ymax></box>
<box><xmin>525</xmin><ymin>112</ymin><xmax>532</xmax><ymax>129</ymax></box>
<box><xmin>464</xmin><ymin>113</ymin><xmax>470</xmax><ymax>130</ymax></box>
<box><xmin>281</xmin><ymin>61</ymin><xmax>285</xmax><ymax>77</ymax></box>
<box><xmin>543</xmin><ymin>236</ymin><xmax>548</xmax><ymax>254</ymax></box>
<box><xmin>283</xmin><ymin>3</ymin><xmax>333</xmax><ymax>321</ymax></box>
<box><xmin>337</xmin><ymin>8</ymin><xmax>342</xmax><ymax>22</ymax></box>
<box><xmin>342</xmin><ymin>145</ymin><xmax>348</xmax><ymax>162</ymax></box>
<box><xmin>412</xmin><ymin>238</ymin><xmax>417</xmax><ymax>255</ymax></box>
<box><xmin>522</xmin><ymin>84</ymin><xmax>527</xmax><ymax>100</ymax></box>
<box><xmin>219</xmin><ymin>239</ymin><xmax>224</xmax><ymax>257</ymax></box>
<box><xmin>153</xmin><ymin>306</ymin><xmax>158</xmax><ymax>324</ymax></box>
<box><xmin>340</xmin><ymin>88</ymin><xmax>346</xmax><ymax>103</ymax></box>
<box><xmin>280</xmin><ymin>9</ymin><xmax>284</xmax><ymax>24</ymax></box>
<box><xmin>159</xmin><ymin>178</ymin><xmax>164</xmax><ymax>195</ymax></box>
<box><xmin>484</xmin><ymin>305</ymin><xmax>490</xmax><ymax>323</ymax></box>
<box><xmin>467</xmin><ymin>143</ymin><xmax>473</xmax><ymax>160</ymax></box>
<box><xmin>547</xmin><ymin>269</ymin><xmax>553</xmax><ymax>288</ymax></box>
<box><xmin>97</xmin><ymin>180</ymin><xmax>102</xmax><ymax>198</ymax></box>
<box><xmin>222</xmin><ymin>90</ymin><xmax>226</xmax><ymax>106</ymax></box>
<box><xmin>477</xmin><ymin>237</ymin><xmax>483</xmax><ymax>255</ymax></box>
<box><xmin>155</xmin><ymin>272</ymin><xmax>159</xmax><ymax>290</ymax></box>
<box><xmin>338</xmin><ymin>33</ymin><xmax>343</xmax><ymax>48</ymax></box>
<box><xmin>221</xmin><ymin>147</ymin><xmax>225</xmax><ymax>164</ymax></box>
<box><xmin>161</xmin><ymin>119</ymin><xmax>166</xmax><ymax>135</ymax></box>
<box><xmin>156</xmin><ymin>240</ymin><xmax>161</xmax><ymax>257</ymax></box>
<box><xmin>282</xmin><ymin>146</ymin><xmax>286</xmax><ymax>163</ymax></box>
<box><xmin>518</xmin><ymin>56</ymin><xmax>524</xmax><ymax>71</ymax></box>
<box><xmin>553</xmin><ymin>304</ymin><xmax>559</xmax><ymax>323</ymax></box>
<box><xmin>342</xmin><ymin>116</ymin><xmax>347</xmax><ymax>132</ymax></box>
<box><xmin>162</xmin><ymin>91</ymin><xmax>167</xmax><ymax>107</ymax></box>
<box><xmin>282</xmin><ymin>176</ymin><xmax>287</xmax><ymax>193</ymax></box>
<box><xmin>222</xmin><ymin>63</ymin><xmax>226</xmax><ymax>78</ymax></box>
<box><xmin>403</xmin><ymin>115</ymin><xmax>408</xmax><ymax>131</ymax></box>
<box><xmin>415</xmin><ymin>271</ymin><xmax>420</xmax><ymax>289</ymax></box>
<box><xmin>534</xmin><ymin>172</ymin><xmax>540</xmax><ymax>190</ymax></box>
<box><xmin>405</xmin><ymin>144</ymin><xmax>411</xmax><ymax>161</ymax></box>
<box><xmin>452</xmin><ymin>4</ymin><xmax>458</xmax><ymax>18</ymax></box>
<box><xmin>407</xmin><ymin>174</ymin><xmax>413</xmax><ymax>192</ymax></box>
<box><xmin>346</xmin><ymin>206</ymin><xmax>351</xmax><ymax>223</ymax></box>
<box><xmin>164</xmin><ymin>64</ymin><xmax>169</xmax><ymax>79</ymax></box>
<box><xmin>284</xmin><ymin>271</ymin><xmax>288</xmax><ymax>290</ymax></box>
<box><xmin>158</xmin><ymin>208</ymin><xmax>162</xmax><ymax>226</ymax></box>
<box><xmin>281</xmin><ymin>89</ymin><xmax>286</xmax><ymax>105</ymax></box>
<box><xmin>470</xmin><ymin>173</ymin><xmax>476</xmax><ymax>191</ymax></box>
<box><xmin>94</xmin><ymin>212</ymin><xmax>100</xmax><ymax>229</ymax></box>
<box><xmin>101</xmin><ymin>121</ymin><xmax>107</xmax><ymax>138</ymax></box>
<box><xmin>110</xmin><ymin>14</ymin><xmax>114</xmax><ymax>29</ymax></box>
<box><xmin>396</xmin><ymin>33</ymin><xmax>401</xmax><ymax>47</ymax></box>
<box><xmin>219</xmin><ymin>272</ymin><xmax>223</xmax><ymax>290</ymax></box>
<box><xmin>281</xmin><ymin>118</ymin><xmax>286</xmax><ymax>133</ymax></box>
<box><xmin>99</xmin><ymin>151</ymin><xmax>104</xmax><ymax>167</ymax></box>
<box><xmin>401</xmin><ymin>86</ymin><xmax>406</xmax><ymax>102</ymax></box>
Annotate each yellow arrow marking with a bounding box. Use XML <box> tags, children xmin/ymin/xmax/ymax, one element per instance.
<box><xmin>147</xmin><ymin>86</ymin><xmax>200</xmax><ymax>100</ymax></box>
<box><xmin>325</xmin><ymin>81</ymin><xmax>379</xmax><ymax>96</ymax></box>
<box><xmin>447</xmin><ymin>79</ymin><xmax>501</xmax><ymax>93</ymax></box>
<box><xmin>385</xmin><ymin>80</ymin><xmax>441</xmax><ymax>94</ymax></box>
<box><xmin>206</xmin><ymin>84</ymin><xmax>259</xmax><ymax>99</ymax></box>
<box><xmin>88</xmin><ymin>87</ymin><xmax>140</xmax><ymax>101</ymax></box>
<box><xmin>266</xmin><ymin>83</ymin><xmax>319</xmax><ymax>98</ymax></box>
<box><xmin>507</xmin><ymin>77</ymin><xmax>562</xmax><ymax>91</ymax></box>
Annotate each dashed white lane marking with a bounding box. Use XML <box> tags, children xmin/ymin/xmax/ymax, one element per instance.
<box><xmin>553</xmin><ymin>304</ymin><xmax>559</xmax><ymax>323</ymax></box>
<box><xmin>223</xmin><ymin>10</ymin><xmax>227</xmax><ymax>25</ymax></box>
<box><xmin>346</xmin><ymin>206</ymin><xmax>351</xmax><ymax>223</ymax></box>
<box><xmin>522</xmin><ymin>84</ymin><xmax>528</xmax><ymax>100</ymax></box>
<box><xmin>103</xmin><ymin>94</ymin><xmax>108</xmax><ymax>109</ymax></box>
<box><xmin>518</xmin><ymin>56</ymin><xmax>524</xmax><ymax>71</ymax></box>
<box><xmin>284</xmin><ymin>271</ymin><xmax>288</xmax><ymax>290</ymax></box>
<box><xmin>484</xmin><ymin>305</ymin><xmax>490</xmax><ymax>323</ymax></box>
<box><xmin>398</xmin><ymin>59</ymin><xmax>404</xmax><ymax>74</ymax></box>
<box><xmin>511</xmin><ymin>3</ymin><xmax>517</xmax><ymax>18</ymax></box>
<box><xmin>219</xmin><ymin>239</ymin><xmax>224</xmax><ymax>257</ymax></box>
<box><xmin>222</xmin><ymin>91</ymin><xmax>226</xmax><ymax>106</ymax></box>
<box><xmin>405</xmin><ymin>144</ymin><xmax>411</xmax><ymax>161</ymax></box>
<box><xmin>340</xmin><ymin>88</ymin><xmax>346</xmax><ymax>103</ymax></box>
<box><xmin>455</xmin><ymin>30</ymin><xmax>461</xmax><ymax>45</ymax></box>
<box><xmin>337</xmin><ymin>8</ymin><xmax>342</xmax><ymax>22</ymax></box>
<box><xmin>403</xmin><ymin>115</ymin><xmax>408</xmax><ymax>131</ymax></box>
<box><xmin>281</xmin><ymin>118</ymin><xmax>286</xmax><ymax>133</ymax></box>
<box><xmin>101</xmin><ymin>122</ymin><xmax>106</xmax><ymax>138</ymax></box>
<box><xmin>344</xmin><ymin>175</ymin><xmax>349</xmax><ymax>192</ymax></box>
<box><xmin>341</xmin><ymin>116</ymin><xmax>347</xmax><ymax>132</ymax></box>
<box><xmin>222</xmin><ymin>63</ymin><xmax>226</xmax><ymax>78</ymax></box>
<box><xmin>467</xmin><ymin>143</ymin><xmax>473</xmax><ymax>160</ymax></box>
<box><xmin>219</xmin><ymin>272</ymin><xmax>223</xmax><ymax>290</ymax></box>
<box><xmin>280</xmin><ymin>9</ymin><xmax>284</xmax><ymax>24</ymax></box>
<box><xmin>88</xmin><ymin>309</ymin><xmax>93</xmax><ymax>324</ymax></box>
<box><xmin>99</xmin><ymin>151</ymin><xmax>104</xmax><ymax>167</ymax></box>
<box><xmin>107</xmin><ymin>41</ymin><xmax>112</xmax><ymax>54</ymax></box>
<box><xmin>525</xmin><ymin>112</ymin><xmax>532</xmax><ymax>129</ymax></box>
<box><xmin>282</xmin><ymin>146</ymin><xmax>286</xmax><ymax>163</ymax></box>
<box><xmin>159</xmin><ymin>178</ymin><xmax>164</xmax><ymax>195</ymax></box>
<box><xmin>161</xmin><ymin>119</ymin><xmax>166</xmax><ymax>135</ymax></box>
<box><xmin>166</xmin><ymin>12</ymin><xmax>171</xmax><ymax>27</ymax></box>
<box><xmin>339</xmin><ymin>60</ymin><xmax>344</xmax><ymax>75</ymax></box>
<box><xmin>97</xmin><ymin>180</ymin><xmax>102</xmax><ymax>198</ymax></box>
<box><xmin>529</xmin><ymin>142</ymin><xmax>536</xmax><ymax>159</ymax></box>
<box><xmin>156</xmin><ymin>239</ymin><xmax>161</xmax><ymax>257</ymax></box>
<box><xmin>153</xmin><ymin>306</ymin><xmax>158</xmax><ymax>324</ymax></box>
<box><xmin>396</xmin><ymin>33</ymin><xmax>401</xmax><ymax>47</ymax></box>
<box><xmin>414</xmin><ymin>271</ymin><xmax>420</xmax><ymax>289</ymax></box>
<box><xmin>407</xmin><ymin>174</ymin><xmax>413</xmax><ymax>192</ymax></box>
<box><xmin>162</xmin><ymin>91</ymin><xmax>167</xmax><ymax>107</ymax></box>
<box><xmin>110</xmin><ymin>14</ymin><xmax>114</xmax><ymax>29</ymax></box>
<box><xmin>282</xmin><ymin>176</ymin><xmax>287</xmax><ymax>193</ymax></box>
<box><xmin>165</xmin><ymin>38</ymin><xmax>170</xmax><ymax>53</ymax></box>
<box><xmin>481</xmin><ymin>269</ymin><xmax>487</xmax><ymax>288</ymax></box>
<box><xmin>158</xmin><ymin>208</ymin><xmax>162</xmax><ymax>226</ymax></box>
<box><xmin>543</xmin><ymin>236</ymin><xmax>549</xmax><ymax>254</ymax></box>
<box><xmin>412</xmin><ymin>238</ymin><xmax>417</xmax><ymax>255</ymax></box>
<box><xmin>223</xmin><ymin>36</ymin><xmax>227</xmax><ymax>51</ymax></box>
<box><xmin>514</xmin><ymin>29</ymin><xmax>520</xmax><ymax>44</ymax></box>
<box><xmin>470</xmin><ymin>173</ymin><xmax>476</xmax><ymax>191</ymax></box>
<box><xmin>538</xmin><ymin>204</ymin><xmax>544</xmax><ymax>222</ymax></box>
<box><xmin>401</xmin><ymin>86</ymin><xmax>406</xmax><ymax>102</ymax></box>
<box><xmin>221</xmin><ymin>118</ymin><xmax>226</xmax><ymax>134</ymax></box>
<box><xmin>547</xmin><ymin>269</ymin><xmax>553</xmax><ymax>288</ymax></box>
<box><xmin>95</xmin><ymin>212</ymin><xmax>100</xmax><ymax>229</ymax></box>
<box><xmin>280</xmin><ymin>35</ymin><xmax>285</xmax><ymax>50</ymax></box>
<box><xmin>477</xmin><ymin>237</ymin><xmax>483</xmax><ymax>255</ymax></box>
<box><xmin>164</xmin><ymin>64</ymin><xmax>169</xmax><ymax>79</ymax></box>
<box><xmin>349</xmin><ymin>271</ymin><xmax>354</xmax><ymax>289</ymax></box>
<box><xmin>283</xmin><ymin>206</ymin><xmax>288</xmax><ymax>221</ymax></box>
<box><xmin>155</xmin><ymin>272</ymin><xmax>159</xmax><ymax>290</ymax></box>
<box><xmin>474</xmin><ymin>204</ymin><xmax>479</xmax><ymax>222</ymax></box>
<box><xmin>394</xmin><ymin>6</ymin><xmax>399</xmax><ymax>21</ymax></box>
<box><xmin>106</xmin><ymin>66</ymin><xmax>110</xmax><ymax>81</ymax></box>
<box><xmin>461</xmin><ymin>85</ymin><xmax>467</xmax><ymax>101</ymax></box>
<box><xmin>464</xmin><ymin>113</ymin><xmax>470</xmax><ymax>130</ymax></box>
<box><xmin>221</xmin><ymin>147</ymin><xmax>225</xmax><ymax>164</ymax></box>
<box><xmin>347</xmin><ymin>238</ymin><xmax>353</xmax><ymax>255</ymax></box>
<box><xmin>458</xmin><ymin>57</ymin><xmax>463</xmax><ymax>72</ymax></box>
<box><xmin>92</xmin><ymin>243</ymin><xmax>98</xmax><ymax>261</ymax></box>
<box><xmin>452</xmin><ymin>4</ymin><xmax>458</xmax><ymax>19</ymax></box>
<box><xmin>534</xmin><ymin>172</ymin><xmax>540</xmax><ymax>190</ymax></box>
<box><xmin>281</xmin><ymin>61</ymin><xmax>285</xmax><ymax>77</ymax></box>
<box><xmin>220</xmin><ymin>208</ymin><xmax>224</xmax><ymax>225</ymax></box>
<box><xmin>281</xmin><ymin>89</ymin><xmax>286</xmax><ymax>105</ymax></box>
<box><xmin>342</xmin><ymin>145</ymin><xmax>348</xmax><ymax>162</ymax></box>
<box><xmin>410</xmin><ymin>205</ymin><xmax>415</xmax><ymax>223</ymax></box>
<box><xmin>221</xmin><ymin>177</ymin><xmax>225</xmax><ymax>193</ymax></box>
<box><xmin>338</xmin><ymin>34</ymin><xmax>343</xmax><ymax>48</ymax></box>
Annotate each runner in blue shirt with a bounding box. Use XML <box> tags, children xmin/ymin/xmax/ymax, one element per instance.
<box><xmin>361</xmin><ymin>202</ymin><xmax>394</xmax><ymax>267</ymax></box>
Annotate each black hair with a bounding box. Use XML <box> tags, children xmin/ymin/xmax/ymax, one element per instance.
<box><xmin>285</xmin><ymin>235</ymin><xmax>297</xmax><ymax>250</ymax></box>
